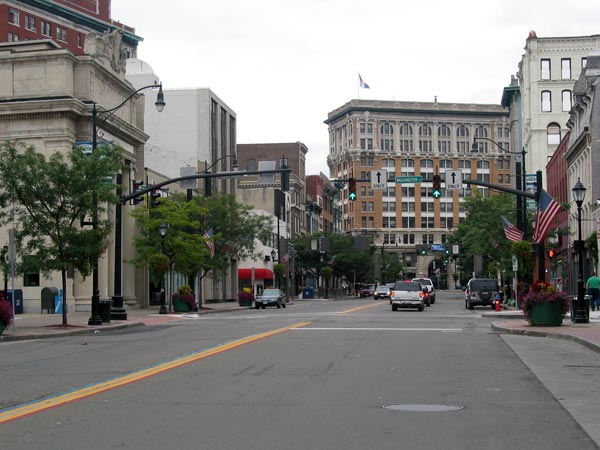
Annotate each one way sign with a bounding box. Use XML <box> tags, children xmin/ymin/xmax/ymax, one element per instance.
<box><xmin>371</xmin><ymin>170</ymin><xmax>388</xmax><ymax>190</ymax></box>
<box><xmin>444</xmin><ymin>169</ymin><xmax>462</xmax><ymax>190</ymax></box>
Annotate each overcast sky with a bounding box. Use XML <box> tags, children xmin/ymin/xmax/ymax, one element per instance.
<box><xmin>111</xmin><ymin>0</ymin><xmax>600</xmax><ymax>177</ymax></box>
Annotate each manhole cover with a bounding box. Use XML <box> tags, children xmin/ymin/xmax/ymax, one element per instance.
<box><xmin>383</xmin><ymin>404</ymin><xmax>463</xmax><ymax>412</ymax></box>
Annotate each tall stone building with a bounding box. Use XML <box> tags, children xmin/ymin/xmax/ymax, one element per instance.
<box><xmin>325</xmin><ymin>99</ymin><xmax>510</xmax><ymax>281</ymax></box>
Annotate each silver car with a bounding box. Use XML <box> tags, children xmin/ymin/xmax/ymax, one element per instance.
<box><xmin>390</xmin><ymin>281</ymin><xmax>425</xmax><ymax>312</ymax></box>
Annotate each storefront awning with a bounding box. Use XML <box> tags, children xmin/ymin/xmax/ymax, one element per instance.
<box><xmin>238</xmin><ymin>268</ymin><xmax>274</xmax><ymax>280</ymax></box>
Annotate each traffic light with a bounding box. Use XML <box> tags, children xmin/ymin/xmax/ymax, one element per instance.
<box><xmin>348</xmin><ymin>177</ymin><xmax>357</xmax><ymax>201</ymax></box>
<box><xmin>281</xmin><ymin>168</ymin><xmax>290</xmax><ymax>192</ymax></box>
<box><xmin>204</xmin><ymin>177</ymin><xmax>212</xmax><ymax>196</ymax></box>
<box><xmin>417</xmin><ymin>245</ymin><xmax>427</xmax><ymax>256</ymax></box>
<box><xmin>547</xmin><ymin>249</ymin><xmax>556</xmax><ymax>259</ymax></box>
<box><xmin>150</xmin><ymin>188</ymin><xmax>161</xmax><ymax>209</ymax></box>
<box><xmin>131</xmin><ymin>179</ymin><xmax>144</xmax><ymax>205</ymax></box>
<box><xmin>432</xmin><ymin>174</ymin><xmax>442</xmax><ymax>199</ymax></box>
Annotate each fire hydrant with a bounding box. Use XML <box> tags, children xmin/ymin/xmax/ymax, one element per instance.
<box><xmin>493</xmin><ymin>294</ymin><xmax>502</xmax><ymax>311</ymax></box>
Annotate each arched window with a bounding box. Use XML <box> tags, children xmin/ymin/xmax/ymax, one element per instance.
<box><xmin>399</xmin><ymin>123</ymin><xmax>413</xmax><ymax>152</ymax></box>
<box><xmin>380</xmin><ymin>122</ymin><xmax>394</xmax><ymax>135</ymax></box>
<box><xmin>438</xmin><ymin>124</ymin><xmax>451</xmax><ymax>153</ymax></box>
<box><xmin>419</xmin><ymin>124</ymin><xmax>432</xmax><ymax>153</ymax></box>
<box><xmin>456</xmin><ymin>125</ymin><xmax>470</xmax><ymax>154</ymax></box>
<box><xmin>547</xmin><ymin>123</ymin><xmax>561</xmax><ymax>145</ymax></box>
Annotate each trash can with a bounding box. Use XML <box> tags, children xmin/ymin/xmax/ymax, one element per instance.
<box><xmin>302</xmin><ymin>287</ymin><xmax>314</xmax><ymax>299</ymax></box>
<box><xmin>99</xmin><ymin>300</ymin><xmax>112</xmax><ymax>323</ymax></box>
<box><xmin>570</xmin><ymin>294</ymin><xmax>590</xmax><ymax>323</ymax></box>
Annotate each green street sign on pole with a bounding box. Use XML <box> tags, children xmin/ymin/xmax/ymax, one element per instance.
<box><xmin>396</xmin><ymin>176</ymin><xmax>423</xmax><ymax>184</ymax></box>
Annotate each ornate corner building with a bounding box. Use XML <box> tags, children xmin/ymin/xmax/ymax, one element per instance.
<box><xmin>325</xmin><ymin>99</ymin><xmax>511</xmax><ymax>281</ymax></box>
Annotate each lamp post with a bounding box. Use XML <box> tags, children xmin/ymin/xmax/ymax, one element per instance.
<box><xmin>572</xmin><ymin>178</ymin><xmax>588</xmax><ymax>323</ymax></box>
<box><xmin>88</xmin><ymin>83</ymin><xmax>165</xmax><ymax>325</ymax></box>
<box><xmin>472</xmin><ymin>137</ymin><xmax>527</xmax><ymax>238</ymax></box>
<box><xmin>158</xmin><ymin>222</ymin><xmax>168</xmax><ymax>315</ymax></box>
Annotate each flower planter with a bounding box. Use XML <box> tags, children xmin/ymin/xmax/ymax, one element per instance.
<box><xmin>529</xmin><ymin>300</ymin><xmax>563</xmax><ymax>326</ymax></box>
<box><xmin>238</xmin><ymin>299</ymin><xmax>253</xmax><ymax>307</ymax></box>
<box><xmin>172</xmin><ymin>295</ymin><xmax>191</xmax><ymax>313</ymax></box>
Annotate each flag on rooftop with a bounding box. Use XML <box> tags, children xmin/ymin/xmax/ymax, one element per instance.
<box><xmin>532</xmin><ymin>189</ymin><xmax>561</xmax><ymax>244</ymax></box>
<box><xmin>359</xmin><ymin>73</ymin><xmax>370</xmax><ymax>89</ymax></box>
<box><xmin>501</xmin><ymin>216</ymin><xmax>523</xmax><ymax>242</ymax></box>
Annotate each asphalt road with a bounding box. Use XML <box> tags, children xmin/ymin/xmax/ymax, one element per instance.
<box><xmin>1</xmin><ymin>291</ymin><xmax>598</xmax><ymax>450</ymax></box>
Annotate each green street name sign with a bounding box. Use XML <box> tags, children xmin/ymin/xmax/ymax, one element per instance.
<box><xmin>396</xmin><ymin>176</ymin><xmax>423</xmax><ymax>184</ymax></box>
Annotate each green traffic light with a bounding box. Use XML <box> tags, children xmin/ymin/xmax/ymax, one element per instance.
<box><xmin>432</xmin><ymin>190</ymin><xmax>441</xmax><ymax>199</ymax></box>
<box><xmin>349</xmin><ymin>192</ymin><xmax>357</xmax><ymax>201</ymax></box>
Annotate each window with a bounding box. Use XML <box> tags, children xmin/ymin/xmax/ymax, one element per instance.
<box><xmin>77</xmin><ymin>33</ymin><xmax>83</xmax><ymax>48</ymax></box>
<box><xmin>247</xmin><ymin>159</ymin><xmax>256</xmax><ymax>171</ymax></box>
<box><xmin>359</xmin><ymin>122</ymin><xmax>373</xmax><ymax>134</ymax></box>
<box><xmin>23</xmin><ymin>271</ymin><xmax>40</xmax><ymax>287</ymax></box>
<box><xmin>582</xmin><ymin>57</ymin><xmax>588</xmax><ymax>69</ymax></box>
<box><xmin>541</xmin><ymin>91</ymin><xmax>551</xmax><ymax>112</ymax></box>
<box><xmin>458</xmin><ymin>160</ymin><xmax>471</xmax><ymax>169</ymax></box>
<box><xmin>456</xmin><ymin>125</ymin><xmax>470</xmax><ymax>153</ymax></box>
<box><xmin>8</xmin><ymin>32</ymin><xmax>19</xmax><ymax>42</ymax></box>
<box><xmin>382</xmin><ymin>158</ymin><xmax>395</xmax><ymax>168</ymax></box>
<box><xmin>9</xmin><ymin>8</ymin><xmax>20</xmax><ymax>26</ymax></box>
<box><xmin>561</xmin><ymin>58</ymin><xmax>571</xmax><ymax>79</ymax></box>
<box><xmin>380</xmin><ymin>122</ymin><xmax>393</xmax><ymax>135</ymax></box>
<box><xmin>399</xmin><ymin>123</ymin><xmax>413</xmax><ymax>153</ymax></box>
<box><xmin>360</xmin><ymin>138</ymin><xmax>373</xmax><ymax>150</ymax></box>
<box><xmin>438</xmin><ymin>124</ymin><xmax>451</xmax><ymax>153</ymax></box>
<box><xmin>402</xmin><ymin>187</ymin><xmax>415</xmax><ymax>197</ymax></box>
<box><xmin>420</xmin><ymin>159</ymin><xmax>434</xmax><ymax>169</ymax></box>
<box><xmin>380</xmin><ymin>139</ymin><xmax>394</xmax><ymax>151</ymax></box>
<box><xmin>419</xmin><ymin>124</ymin><xmax>432</xmax><ymax>153</ymax></box>
<box><xmin>541</xmin><ymin>59</ymin><xmax>551</xmax><ymax>80</ymax></box>
<box><xmin>439</xmin><ymin>159</ymin><xmax>453</xmax><ymax>169</ymax></box>
<box><xmin>547</xmin><ymin>123</ymin><xmax>561</xmax><ymax>145</ymax></box>
<box><xmin>25</xmin><ymin>15</ymin><xmax>36</xmax><ymax>31</ymax></box>
<box><xmin>56</xmin><ymin>26</ymin><xmax>67</xmax><ymax>42</ymax></box>
<box><xmin>41</xmin><ymin>21</ymin><xmax>51</xmax><ymax>36</ymax></box>
<box><xmin>402</xmin><ymin>217</ymin><xmax>415</xmax><ymax>228</ymax></box>
<box><xmin>562</xmin><ymin>90</ymin><xmax>572</xmax><ymax>112</ymax></box>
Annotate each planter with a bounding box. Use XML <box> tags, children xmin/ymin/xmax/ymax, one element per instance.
<box><xmin>238</xmin><ymin>300</ymin><xmax>253</xmax><ymax>307</ymax></box>
<box><xmin>529</xmin><ymin>300</ymin><xmax>563</xmax><ymax>326</ymax></box>
<box><xmin>172</xmin><ymin>295</ymin><xmax>191</xmax><ymax>313</ymax></box>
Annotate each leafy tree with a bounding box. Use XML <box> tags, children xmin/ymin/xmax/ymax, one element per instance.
<box><xmin>0</xmin><ymin>143</ymin><xmax>124</xmax><ymax>325</ymax></box>
<box><xmin>448</xmin><ymin>190</ymin><xmax>517</xmax><ymax>279</ymax></box>
<box><xmin>130</xmin><ymin>192</ymin><xmax>272</xmax><ymax>301</ymax></box>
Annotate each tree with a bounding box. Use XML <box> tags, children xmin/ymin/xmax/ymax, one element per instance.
<box><xmin>0</xmin><ymin>143</ymin><xmax>123</xmax><ymax>325</ymax></box>
<box><xmin>130</xmin><ymin>192</ymin><xmax>272</xmax><ymax>302</ymax></box>
<box><xmin>448</xmin><ymin>190</ymin><xmax>516</xmax><ymax>278</ymax></box>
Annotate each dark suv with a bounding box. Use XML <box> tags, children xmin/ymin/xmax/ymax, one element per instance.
<box><xmin>465</xmin><ymin>278</ymin><xmax>499</xmax><ymax>310</ymax></box>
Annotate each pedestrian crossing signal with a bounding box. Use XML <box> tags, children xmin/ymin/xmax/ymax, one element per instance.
<box><xmin>547</xmin><ymin>249</ymin><xmax>556</xmax><ymax>259</ymax></box>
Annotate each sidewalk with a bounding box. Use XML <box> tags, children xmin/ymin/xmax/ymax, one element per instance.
<box><xmin>0</xmin><ymin>301</ymin><xmax>248</xmax><ymax>342</ymax></box>
<box><xmin>487</xmin><ymin>308</ymin><xmax>600</xmax><ymax>353</ymax></box>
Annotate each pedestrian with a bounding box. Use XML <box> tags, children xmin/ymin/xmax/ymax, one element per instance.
<box><xmin>585</xmin><ymin>272</ymin><xmax>600</xmax><ymax>311</ymax></box>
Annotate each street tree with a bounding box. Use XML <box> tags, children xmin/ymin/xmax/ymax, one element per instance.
<box><xmin>449</xmin><ymin>190</ymin><xmax>516</xmax><ymax>280</ymax></box>
<box><xmin>130</xmin><ymin>192</ymin><xmax>272</xmax><ymax>303</ymax></box>
<box><xmin>0</xmin><ymin>143</ymin><xmax>123</xmax><ymax>325</ymax></box>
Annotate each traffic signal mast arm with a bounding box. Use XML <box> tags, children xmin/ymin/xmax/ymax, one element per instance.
<box><xmin>122</xmin><ymin>167</ymin><xmax>292</xmax><ymax>203</ymax></box>
<box><xmin>463</xmin><ymin>178</ymin><xmax>536</xmax><ymax>200</ymax></box>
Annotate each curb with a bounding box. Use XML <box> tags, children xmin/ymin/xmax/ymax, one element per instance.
<box><xmin>491</xmin><ymin>322</ymin><xmax>600</xmax><ymax>354</ymax></box>
<box><xmin>0</xmin><ymin>322</ymin><xmax>145</xmax><ymax>342</ymax></box>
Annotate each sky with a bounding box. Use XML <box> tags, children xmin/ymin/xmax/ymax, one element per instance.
<box><xmin>111</xmin><ymin>0</ymin><xmax>600</xmax><ymax>177</ymax></box>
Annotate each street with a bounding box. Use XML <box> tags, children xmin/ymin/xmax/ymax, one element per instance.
<box><xmin>1</xmin><ymin>291</ymin><xmax>599</xmax><ymax>450</ymax></box>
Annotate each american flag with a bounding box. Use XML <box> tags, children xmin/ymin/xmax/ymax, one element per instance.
<box><xmin>359</xmin><ymin>73</ymin><xmax>370</xmax><ymax>89</ymax></box>
<box><xmin>490</xmin><ymin>239</ymin><xmax>498</xmax><ymax>249</ymax></box>
<box><xmin>501</xmin><ymin>216</ymin><xmax>523</xmax><ymax>242</ymax></box>
<box><xmin>281</xmin><ymin>252</ymin><xmax>290</xmax><ymax>263</ymax></box>
<box><xmin>203</xmin><ymin>231</ymin><xmax>215</xmax><ymax>257</ymax></box>
<box><xmin>533</xmin><ymin>189</ymin><xmax>561</xmax><ymax>244</ymax></box>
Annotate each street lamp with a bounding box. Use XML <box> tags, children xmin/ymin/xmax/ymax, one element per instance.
<box><xmin>572</xmin><ymin>178</ymin><xmax>588</xmax><ymax>323</ymax></box>
<box><xmin>270</xmin><ymin>249</ymin><xmax>276</xmax><ymax>262</ymax></box>
<box><xmin>88</xmin><ymin>83</ymin><xmax>165</xmax><ymax>325</ymax></box>
<box><xmin>158</xmin><ymin>223</ymin><xmax>168</xmax><ymax>315</ymax></box>
<box><xmin>472</xmin><ymin>137</ymin><xmax>528</xmax><ymax>238</ymax></box>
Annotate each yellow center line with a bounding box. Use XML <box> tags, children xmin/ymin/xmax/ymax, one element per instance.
<box><xmin>0</xmin><ymin>321</ymin><xmax>312</xmax><ymax>424</ymax></box>
<box><xmin>341</xmin><ymin>302</ymin><xmax>383</xmax><ymax>314</ymax></box>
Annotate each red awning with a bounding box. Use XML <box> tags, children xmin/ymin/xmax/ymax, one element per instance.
<box><xmin>238</xmin><ymin>268</ymin><xmax>274</xmax><ymax>280</ymax></box>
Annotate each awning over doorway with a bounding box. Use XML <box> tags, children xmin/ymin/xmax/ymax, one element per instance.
<box><xmin>238</xmin><ymin>268</ymin><xmax>274</xmax><ymax>280</ymax></box>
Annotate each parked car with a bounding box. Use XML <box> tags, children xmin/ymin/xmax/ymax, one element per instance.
<box><xmin>255</xmin><ymin>288</ymin><xmax>287</xmax><ymax>309</ymax></box>
<box><xmin>373</xmin><ymin>285</ymin><xmax>391</xmax><ymax>300</ymax></box>
<box><xmin>390</xmin><ymin>281</ymin><xmax>426</xmax><ymax>311</ymax></box>
<box><xmin>412</xmin><ymin>277</ymin><xmax>436</xmax><ymax>304</ymax></box>
<box><xmin>464</xmin><ymin>278</ymin><xmax>499</xmax><ymax>310</ymax></box>
<box><xmin>359</xmin><ymin>284</ymin><xmax>375</xmax><ymax>298</ymax></box>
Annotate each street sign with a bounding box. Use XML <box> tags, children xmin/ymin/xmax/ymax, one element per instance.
<box><xmin>371</xmin><ymin>170</ymin><xmax>388</xmax><ymax>190</ymax></box>
<box><xmin>445</xmin><ymin>169</ymin><xmax>462</xmax><ymax>190</ymax></box>
<box><xmin>396</xmin><ymin>175</ymin><xmax>422</xmax><ymax>184</ymax></box>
